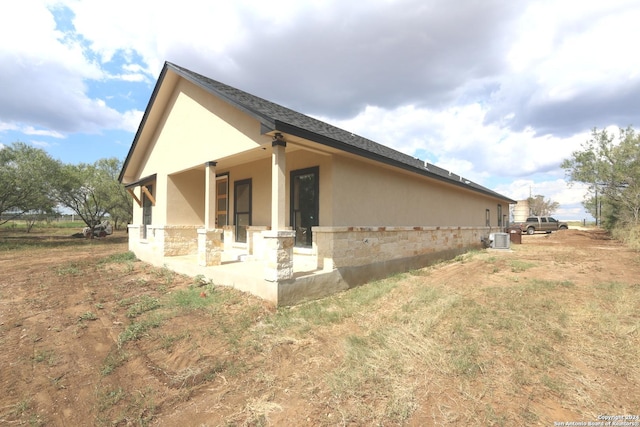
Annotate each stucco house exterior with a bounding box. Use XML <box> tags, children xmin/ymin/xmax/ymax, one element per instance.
<box><xmin>119</xmin><ymin>62</ymin><xmax>515</xmax><ymax>306</ymax></box>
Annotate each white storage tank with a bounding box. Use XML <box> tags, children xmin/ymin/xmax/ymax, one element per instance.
<box><xmin>513</xmin><ymin>200</ymin><xmax>530</xmax><ymax>223</ymax></box>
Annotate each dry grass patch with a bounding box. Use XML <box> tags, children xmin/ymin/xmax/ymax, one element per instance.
<box><xmin>2</xmin><ymin>229</ymin><xmax>639</xmax><ymax>426</ymax></box>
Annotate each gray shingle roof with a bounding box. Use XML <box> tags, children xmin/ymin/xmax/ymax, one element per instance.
<box><xmin>126</xmin><ymin>61</ymin><xmax>514</xmax><ymax>203</ymax></box>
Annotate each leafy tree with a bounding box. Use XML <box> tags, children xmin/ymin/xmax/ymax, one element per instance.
<box><xmin>562</xmin><ymin>127</ymin><xmax>640</xmax><ymax>227</ymax></box>
<box><xmin>54</xmin><ymin>163</ymin><xmax>99</xmax><ymax>230</ymax></box>
<box><xmin>53</xmin><ymin>158</ymin><xmax>133</xmax><ymax>234</ymax></box>
<box><xmin>0</xmin><ymin>142</ymin><xmax>60</xmax><ymax>227</ymax></box>
<box><xmin>527</xmin><ymin>195</ymin><xmax>559</xmax><ymax>216</ymax></box>
<box><xmin>23</xmin><ymin>211</ymin><xmax>54</xmax><ymax>233</ymax></box>
<box><xmin>53</xmin><ymin>163</ymin><xmax>113</xmax><ymax>233</ymax></box>
<box><xmin>95</xmin><ymin>158</ymin><xmax>132</xmax><ymax>230</ymax></box>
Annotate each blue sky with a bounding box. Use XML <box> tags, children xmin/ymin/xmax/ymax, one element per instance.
<box><xmin>2</xmin><ymin>0</ymin><xmax>640</xmax><ymax>220</ymax></box>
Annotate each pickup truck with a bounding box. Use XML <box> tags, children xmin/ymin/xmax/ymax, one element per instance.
<box><xmin>519</xmin><ymin>216</ymin><xmax>568</xmax><ymax>235</ymax></box>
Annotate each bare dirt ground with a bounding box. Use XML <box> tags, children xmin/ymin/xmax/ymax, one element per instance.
<box><xmin>1</xmin><ymin>228</ymin><xmax>639</xmax><ymax>426</ymax></box>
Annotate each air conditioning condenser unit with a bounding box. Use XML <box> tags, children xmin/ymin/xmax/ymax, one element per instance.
<box><xmin>489</xmin><ymin>232</ymin><xmax>510</xmax><ymax>249</ymax></box>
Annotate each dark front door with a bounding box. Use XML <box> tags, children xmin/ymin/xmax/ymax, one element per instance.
<box><xmin>234</xmin><ymin>179</ymin><xmax>251</xmax><ymax>243</ymax></box>
<box><xmin>291</xmin><ymin>167</ymin><xmax>319</xmax><ymax>247</ymax></box>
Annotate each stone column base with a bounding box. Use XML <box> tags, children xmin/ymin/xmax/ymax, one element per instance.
<box><xmin>197</xmin><ymin>228</ymin><xmax>223</xmax><ymax>266</ymax></box>
<box><xmin>262</xmin><ymin>230</ymin><xmax>295</xmax><ymax>282</ymax></box>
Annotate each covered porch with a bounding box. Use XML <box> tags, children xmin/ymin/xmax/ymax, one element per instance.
<box><xmin>125</xmin><ymin>133</ymin><xmax>331</xmax><ymax>303</ymax></box>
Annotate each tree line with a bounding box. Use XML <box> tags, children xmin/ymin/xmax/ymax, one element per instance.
<box><xmin>562</xmin><ymin>126</ymin><xmax>640</xmax><ymax>229</ymax></box>
<box><xmin>0</xmin><ymin>142</ymin><xmax>132</xmax><ymax>232</ymax></box>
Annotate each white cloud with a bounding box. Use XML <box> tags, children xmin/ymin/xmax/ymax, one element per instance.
<box><xmin>509</xmin><ymin>0</ymin><xmax>640</xmax><ymax>79</ymax></box>
<box><xmin>498</xmin><ymin>179</ymin><xmax>589</xmax><ymax>204</ymax></box>
<box><xmin>0</xmin><ymin>1</ymin><xmax>138</xmax><ymax>135</ymax></box>
<box><xmin>492</xmin><ymin>0</ymin><xmax>640</xmax><ymax>134</ymax></box>
<box><xmin>23</xmin><ymin>127</ymin><xmax>65</xmax><ymax>138</ymax></box>
<box><xmin>321</xmin><ymin>103</ymin><xmax>591</xmax><ymax>182</ymax></box>
<box><xmin>66</xmin><ymin>0</ymin><xmax>247</xmax><ymax>76</ymax></box>
<box><xmin>110</xmin><ymin>71</ymin><xmax>148</xmax><ymax>83</ymax></box>
<box><xmin>0</xmin><ymin>123</ymin><xmax>19</xmax><ymax>132</ymax></box>
<box><xmin>30</xmin><ymin>140</ymin><xmax>59</xmax><ymax>149</ymax></box>
<box><xmin>120</xmin><ymin>110</ymin><xmax>144</xmax><ymax>133</ymax></box>
<box><xmin>0</xmin><ymin>0</ymin><xmax>637</xmax><ymax>218</ymax></box>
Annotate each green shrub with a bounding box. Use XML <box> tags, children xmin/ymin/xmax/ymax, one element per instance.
<box><xmin>613</xmin><ymin>225</ymin><xmax>640</xmax><ymax>250</ymax></box>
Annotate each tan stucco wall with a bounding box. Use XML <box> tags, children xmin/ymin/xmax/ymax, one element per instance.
<box><xmin>217</xmin><ymin>149</ymin><xmax>333</xmax><ymax>228</ymax></box>
<box><xmin>131</xmin><ymin>148</ymin><xmax>505</xmax><ymax>232</ymax></box>
<box><xmin>131</xmin><ymin>188</ymin><xmax>142</xmax><ymax>224</ymax></box>
<box><xmin>167</xmin><ymin>169</ymin><xmax>205</xmax><ymax>225</ymax></box>
<box><xmin>331</xmin><ymin>155</ymin><xmax>506</xmax><ymax>227</ymax></box>
<box><xmin>222</xmin><ymin>158</ymin><xmax>272</xmax><ymax>227</ymax></box>
<box><xmin>137</xmin><ymin>79</ymin><xmax>268</xmax><ymax>180</ymax></box>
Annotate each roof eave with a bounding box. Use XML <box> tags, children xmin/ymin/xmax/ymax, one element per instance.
<box><xmin>124</xmin><ymin>173</ymin><xmax>157</xmax><ymax>189</ymax></box>
<box><xmin>118</xmin><ymin>63</ymin><xmax>171</xmax><ymax>183</ymax></box>
<box><xmin>274</xmin><ymin>121</ymin><xmax>515</xmax><ymax>204</ymax></box>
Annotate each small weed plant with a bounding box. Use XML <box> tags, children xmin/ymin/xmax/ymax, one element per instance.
<box><xmin>125</xmin><ymin>295</ymin><xmax>160</xmax><ymax>318</ymax></box>
<box><xmin>99</xmin><ymin>251</ymin><xmax>137</xmax><ymax>264</ymax></box>
<box><xmin>78</xmin><ymin>311</ymin><xmax>98</xmax><ymax>322</ymax></box>
<box><xmin>118</xmin><ymin>315</ymin><xmax>163</xmax><ymax>347</ymax></box>
<box><xmin>55</xmin><ymin>263</ymin><xmax>82</xmax><ymax>276</ymax></box>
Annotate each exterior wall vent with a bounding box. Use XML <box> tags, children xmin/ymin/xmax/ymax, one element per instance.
<box><xmin>490</xmin><ymin>232</ymin><xmax>510</xmax><ymax>249</ymax></box>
